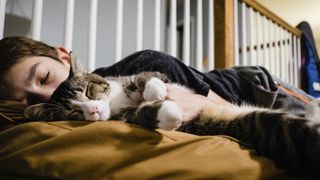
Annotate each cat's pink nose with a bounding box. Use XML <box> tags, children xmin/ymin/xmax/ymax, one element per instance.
<box><xmin>90</xmin><ymin>107</ymin><xmax>99</xmax><ymax>115</ymax></box>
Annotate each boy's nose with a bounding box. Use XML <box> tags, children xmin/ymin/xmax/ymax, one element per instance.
<box><xmin>35</xmin><ymin>89</ymin><xmax>54</xmax><ymax>100</ymax></box>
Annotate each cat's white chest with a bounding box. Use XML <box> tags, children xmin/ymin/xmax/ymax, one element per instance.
<box><xmin>108</xmin><ymin>80</ymin><xmax>139</xmax><ymax>114</ymax></box>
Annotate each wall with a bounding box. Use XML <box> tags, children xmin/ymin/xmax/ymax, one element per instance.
<box><xmin>4</xmin><ymin>0</ymin><xmax>167</xmax><ymax>69</ymax></box>
<box><xmin>317</xmin><ymin>41</ymin><xmax>320</xmax><ymax>56</ymax></box>
<box><xmin>257</xmin><ymin>0</ymin><xmax>320</xmax><ymax>56</ymax></box>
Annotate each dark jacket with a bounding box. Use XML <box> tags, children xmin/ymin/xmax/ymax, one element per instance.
<box><xmin>93</xmin><ymin>50</ymin><xmax>312</xmax><ymax>115</ymax></box>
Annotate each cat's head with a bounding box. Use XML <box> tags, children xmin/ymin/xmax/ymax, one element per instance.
<box><xmin>24</xmin><ymin>53</ymin><xmax>110</xmax><ymax>121</ymax></box>
<box><xmin>50</xmin><ymin>53</ymin><xmax>110</xmax><ymax>105</ymax></box>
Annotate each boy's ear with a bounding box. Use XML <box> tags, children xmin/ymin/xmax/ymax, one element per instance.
<box><xmin>55</xmin><ymin>47</ymin><xmax>71</xmax><ymax>64</ymax></box>
<box><xmin>55</xmin><ymin>47</ymin><xmax>87</xmax><ymax>78</ymax></box>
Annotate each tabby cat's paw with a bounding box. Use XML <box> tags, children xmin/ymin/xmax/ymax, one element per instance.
<box><xmin>157</xmin><ymin>101</ymin><xmax>182</xmax><ymax>130</ymax></box>
<box><xmin>143</xmin><ymin>77</ymin><xmax>167</xmax><ymax>101</ymax></box>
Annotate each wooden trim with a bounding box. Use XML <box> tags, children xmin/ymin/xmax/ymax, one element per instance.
<box><xmin>239</xmin><ymin>39</ymin><xmax>291</xmax><ymax>53</ymax></box>
<box><xmin>241</xmin><ymin>0</ymin><xmax>302</xmax><ymax>37</ymax></box>
<box><xmin>214</xmin><ymin>0</ymin><xmax>234</xmax><ymax>69</ymax></box>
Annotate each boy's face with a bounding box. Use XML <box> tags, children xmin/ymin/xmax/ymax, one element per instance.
<box><xmin>3</xmin><ymin>52</ymin><xmax>70</xmax><ymax>105</ymax></box>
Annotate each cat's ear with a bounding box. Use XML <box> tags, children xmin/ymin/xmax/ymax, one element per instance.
<box><xmin>69</xmin><ymin>52</ymin><xmax>88</xmax><ymax>78</ymax></box>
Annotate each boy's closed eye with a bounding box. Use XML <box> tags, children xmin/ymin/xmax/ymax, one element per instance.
<box><xmin>40</xmin><ymin>72</ymin><xmax>50</xmax><ymax>85</ymax></box>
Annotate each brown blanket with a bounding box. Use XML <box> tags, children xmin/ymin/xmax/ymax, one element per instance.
<box><xmin>0</xmin><ymin>120</ymin><xmax>296</xmax><ymax>179</ymax></box>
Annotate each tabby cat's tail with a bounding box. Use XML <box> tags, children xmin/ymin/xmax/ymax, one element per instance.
<box><xmin>179</xmin><ymin>106</ymin><xmax>320</xmax><ymax>178</ymax></box>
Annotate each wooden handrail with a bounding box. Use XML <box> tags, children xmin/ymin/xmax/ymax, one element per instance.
<box><xmin>214</xmin><ymin>0</ymin><xmax>235</xmax><ymax>69</ymax></box>
<box><xmin>241</xmin><ymin>0</ymin><xmax>302</xmax><ymax>37</ymax></box>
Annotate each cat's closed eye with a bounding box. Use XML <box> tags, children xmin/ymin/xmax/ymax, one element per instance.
<box><xmin>86</xmin><ymin>81</ymin><xmax>109</xmax><ymax>100</ymax></box>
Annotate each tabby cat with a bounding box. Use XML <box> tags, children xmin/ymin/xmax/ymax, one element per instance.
<box><xmin>25</xmin><ymin>54</ymin><xmax>320</xmax><ymax>178</ymax></box>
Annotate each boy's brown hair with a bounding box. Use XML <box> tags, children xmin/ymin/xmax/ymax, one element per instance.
<box><xmin>0</xmin><ymin>36</ymin><xmax>60</xmax><ymax>80</ymax></box>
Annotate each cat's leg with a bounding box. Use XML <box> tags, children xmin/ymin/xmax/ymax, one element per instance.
<box><xmin>305</xmin><ymin>98</ymin><xmax>320</xmax><ymax>123</ymax></box>
<box><xmin>130</xmin><ymin>100</ymin><xmax>183</xmax><ymax>130</ymax></box>
<box><xmin>143</xmin><ymin>77</ymin><xmax>167</xmax><ymax>101</ymax></box>
<box><xmin>178</xmin><ymin>104</ymin><xmax>320</xmax><ymax>178</ymax></box>
<box><xmin>133</xmin><ymin>72</ymin><xmax>169</xmax><ymax>101</ymax></box>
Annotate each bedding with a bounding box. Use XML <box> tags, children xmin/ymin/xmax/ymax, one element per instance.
<box><xmin>0</xmin><ymin>83</ymin><xmax>308</xmax><ymax>179</ymax></box>
<box><xmin>0</xmin><ymin>120</ymin><xmax>296</xmax><ymax>179</ymax></box>
<box><xmin>0</xmin><ymin>100</ymin><xmax>28</xmax><ymax>131</ymax></box>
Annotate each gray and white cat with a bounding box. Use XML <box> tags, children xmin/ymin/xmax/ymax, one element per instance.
<box><xmin>25</xmin><ymin>54</ymin><xmax>320</xmax><ymax>178</ymax></box>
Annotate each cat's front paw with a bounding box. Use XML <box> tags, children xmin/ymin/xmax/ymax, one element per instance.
<box><xmin>143</xmin><ymin>77</ymin><xmax>167</xmax><ymax>101</ymax></box>
<box><xmin>157</xmin><ymin>101</ymin><xmax>183</xmax><ymax>130</ymax></box>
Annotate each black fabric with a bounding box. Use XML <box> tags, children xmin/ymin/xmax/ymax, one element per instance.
<box><xmin>93</xmin><ymin>50</ymin><xmax>245</xmax><ymax>104</ymax></box>
<box><xmin>93</xmin><ymin>50</ymin><xmax>310</xmax><ymax>113</ymax></box>
<box><xmin>93</xmin><ymin>50</ymin><xmax>210</xmax><ymax>96</ymax></box>
<box><xmin>202</xmin><ymin>68</ymin><xmax>246</xmax><ymax>104</ymax></box>
<box><xmin>235</xmin><ymin>66</ymin><xmax>278</xmax><ymax>107</ymax></box>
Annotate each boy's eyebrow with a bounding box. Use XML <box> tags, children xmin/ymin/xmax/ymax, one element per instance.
<box><xmin>27</xmin><ymin>62</ymin><xmax>41</xmax><ymax>82</ymax></box>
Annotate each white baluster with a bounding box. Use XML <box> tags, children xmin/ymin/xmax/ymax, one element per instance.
<box><xmin>263</xmin><ymin>16</ymin><xmax>269</xmax><ymax>71</ymax></box>
<box><xmin>269</xmin><ymin>21</ymin><xmax>275</xmax><ymax>75</ymax></box>
<box><xmin>297</xmin><ymin>37</ymin><xmax>301</xmax><ymax>87</ymax></box>
<box><xmin>249</xmin><ymin>7</ymin><xmax>255</xmax><ymax>65</ymax></box>
<box><xmin>170</xmin><ymin>0</ymin><xmax>177</xmax><ymax>57</ymax></box>
<box><xmin>183</xmin><ymin>0</ymin><xmax>190</xmax><ymax>66</ymax></box>
<box><xmin>88</xmin><ymin>0</ymin><xmax>98</xmax><ymax>71</ymax></box>
<box><xmin>115</xmin><ymin>0</ymin><xmax>123</xmax><ymax>62</ymax></box>
<box><xmin>233</xmin><ymin>0</ymin><xmax>239</xmax><ymax>66</ymax></box>
<box><xmin>256</xmin><ymin>12</ymin><xmax>262</xmax><ymax>66</ymax></box>
<box><xmin>136</xmin><ymin>0</ymin><xmax>143</xmax><ymax>51</ymax></box>
<box><xmin>241</xmin><ymin>2</ymin><xmax>247</xmax><ymax>65</ymax></box>
<box><xmin>284</xmin><ymin>30</ymin><xmax>290</xmax><ymax>83</ymax></box>
<box><xmin>64</xmin><ymin>0</ymin><xmax>74</xmax><ymax>51</ymax></box>
<box><xmin>293</xmin><ymin>35</ymin><xmax>298</xmax><ymax>87</ymax></box>
<box><xmin>280</xmin><ymin>28</ymin><xmax>286</xmax><ymax>81</ymax></box>
<box><xmin>196</xmin><ymin>0</ymin><xmax>203</xmax><ymax>71</ymax></box>
<box><xmin>208</xmin><ymin>0</ymin><xmax>214</xmax><ymax>70</ymax></box>
<box><xmin>288</xmin><ymin>33</ymin><xmax>293</xmax><ymax>85</ymax></box>
<box><xmin>275</xmin><ymin>24</ymin><xmax>280</xmax><ymax>78</ymax></box>
<box><xmin>0</xmin><ymin>0</ymin><xmax>6</xmax><ymax>39</ymax></box>
<box><xmin>154</xmin><ymin>0</ymin><xmax>161</xmax><ymax>51</ymax></box>
<box><xmin>31</xmin><ymin>0</ymin><xmax>43</xmax><ymax>40</ymax></box>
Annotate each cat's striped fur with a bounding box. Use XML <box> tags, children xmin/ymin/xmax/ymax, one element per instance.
<box><xmin>25</xmin><ymin>54</ymin><xmax>320</xmax><ymax>178</ymax></box>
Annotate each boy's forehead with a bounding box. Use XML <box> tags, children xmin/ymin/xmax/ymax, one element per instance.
<box><xmin>8</xmin><ymin>57</ymin><xmax>36</xmax><ymax>80</ymax></box>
